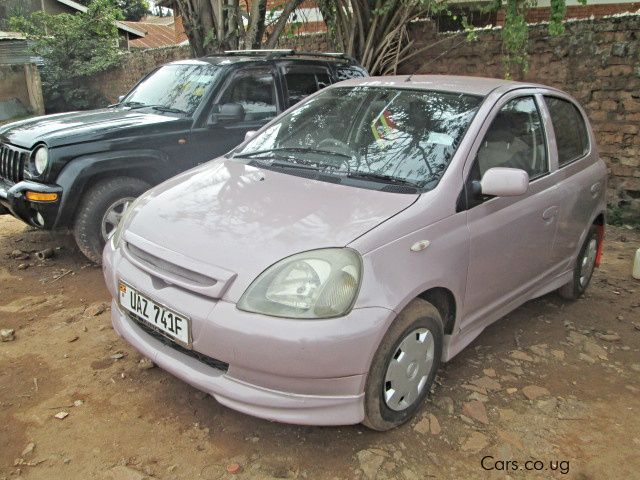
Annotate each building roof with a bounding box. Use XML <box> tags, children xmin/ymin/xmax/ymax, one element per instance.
<box><xmin>0</xmin><ymin>32</ymin><xmax>26</xmax><ymax>41</ymax></box>
<box><xmin>120</xmin><ymin>21</ymin><xmax>187</xmax><ymax>49</ymax></box>
<box><xmin>54</xmin><ymin>0</ymin><xmax>146</xmax><ymax>38</ymax></box>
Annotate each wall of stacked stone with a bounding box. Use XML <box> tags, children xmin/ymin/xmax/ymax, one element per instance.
<box><xmin>91</xmin><ymin>46</ymin><xmax>191</xmax><ymax>104</ymax></box>
<box><xmin>400</xmin><ymin>14</ymin><xmax>640</xmax><ymax>218</ymax></box>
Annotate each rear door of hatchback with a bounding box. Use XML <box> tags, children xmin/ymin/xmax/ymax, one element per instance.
<box><xmin>540</xmin><ymin>93</ymin><xmax>607</xmax><ymax>272</ymax></box>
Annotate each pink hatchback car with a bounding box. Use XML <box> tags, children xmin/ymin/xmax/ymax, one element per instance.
<box><xmin>103</xmin><ymin>75</ymin><xmax>606</xmax><ymax>430</ymax></box>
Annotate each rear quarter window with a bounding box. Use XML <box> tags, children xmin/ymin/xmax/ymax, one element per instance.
<box><xmin>544</xmin><ymin>96</ymin><xmax>590</xmax><ymax>167</ymax></box>
<box><xmin>335</xmin><ymin>66</ymin><xmax>367</xmax><ymax>81</ymax></box>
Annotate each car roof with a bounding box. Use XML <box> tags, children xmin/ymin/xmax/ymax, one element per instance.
<box><xmin>335</xmin><ymin>75</ymin><xmax>546</xmax><ymax>96</ymax></box>
<box><xmin>167</xmin><ymin>54</ymin><xmax>360</xmax><ymax>68</ymax></box>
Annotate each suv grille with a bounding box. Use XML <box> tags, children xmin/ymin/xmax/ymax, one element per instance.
<box><xmin>127</xmin><ymin>311</ymin><xmax>230</xmax><ymax>372</ymax></box>
<box><xmin>0</xmin><ymin>144</ymin><xmax>28</xmax><ymax>184</ymax></box>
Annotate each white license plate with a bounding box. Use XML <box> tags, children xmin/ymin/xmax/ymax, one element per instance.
<box><xmin>119</xmin><ymin>281</ymin><xmax>191</xmax><ymax>347</ymax></box>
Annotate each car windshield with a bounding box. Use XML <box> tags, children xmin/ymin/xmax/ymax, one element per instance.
<box><xmin>234</xmin><ymin>86</ymin><xmax>482</xmax><ymax>191</ymax></box>
<box><xmin>121</xmin><ymin>64</ymin><xmax>220</xmax><ymax>115</ymax></box>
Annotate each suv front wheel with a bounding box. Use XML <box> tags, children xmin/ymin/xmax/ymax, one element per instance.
<box><xmin>74</xmin><ymin>177</ymin><xmax>150</xmax><ymax>264</ymax></box>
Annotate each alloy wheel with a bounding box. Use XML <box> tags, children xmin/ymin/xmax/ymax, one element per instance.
<box><xmin>101</xmin><ymin>197</ymin><xmax>135</xmax><ymax>241</ymax></box>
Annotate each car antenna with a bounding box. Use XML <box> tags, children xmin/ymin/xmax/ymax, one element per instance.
<box><xmin>405</xmin><ymin>73</ymin><xmax>415</xmax><ymax>82</ymax></box>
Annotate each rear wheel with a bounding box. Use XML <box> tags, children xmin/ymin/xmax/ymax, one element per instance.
<box><xmin>362</xmin><ymin>299</ymin><xmax>443</xmax><ymax>431</ymax></box>
<box><xmin>558</xmin><ymin>225</ymin><xmax>600</xmax><ymax>300</ymax></box>
<box><xmin>74</xmin><ymin>177</ymin><xmax>149</xmax><ymax>264</ymax></box>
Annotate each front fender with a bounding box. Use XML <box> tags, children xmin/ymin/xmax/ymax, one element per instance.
<box><xmin>53</xmin><ymin>149</ymin><xmax>169</xmax><ymax>228</ymax></box>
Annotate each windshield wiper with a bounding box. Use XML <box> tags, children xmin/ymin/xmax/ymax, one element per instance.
<box><xmin>248</xmin><ymin>157</ymin><xmax>320</xmax><ymax>171</ymax></box>
<box><xmin>150</xmin><ymin>105</ymin><xmax>188</xmax><ymax>114</ymax></box>
<box><xmin>120</xmin><ymin>102</ymin><xmax>187</xmax><ymax>114</ymax></box>
<box><xmin>342</xmin><ymin>171</ymin><xmax>422</xmax><ymax>188</ymax></box>
<box><xmin>236</xmin><ymin>147</ymin><xmax>351</xmax><ymax>160</ymax></box>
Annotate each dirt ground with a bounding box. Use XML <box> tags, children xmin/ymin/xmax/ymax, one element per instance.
<box><xmin>0</xmin><ymin>215</ymin><xmax>639</xmax><ymax>480</ymax></box>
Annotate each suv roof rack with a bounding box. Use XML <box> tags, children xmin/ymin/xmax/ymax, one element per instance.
<box><xmin>223</xmin><ymin>49</ymin><xmax>356</xmax><ymax>63</ymax></box>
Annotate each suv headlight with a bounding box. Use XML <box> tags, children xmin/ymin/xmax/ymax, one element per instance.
<box><xmin>33</xmin><ymin>146</ymin><xmax>49</xmax><ymax>175</ymax></box>
<box><xmin>237</xmin><ymin>248</ymin><xmax>362</xmax><ymax>319</ymax></box>
<box><xmin>111</xmin><ymin>197</ymin><xmax>141</xmax><ymax>249</ymax></box>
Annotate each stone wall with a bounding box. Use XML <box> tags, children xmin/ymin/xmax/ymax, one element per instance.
<box><xmin>401</xmin><ymin>14</ymin><xmax>640</xmax><ymax>218</ymax></box>
<box><xmin>91</xmin><ymin>46</ymin><xmax>191</xmax><ymax>104</ymax></box>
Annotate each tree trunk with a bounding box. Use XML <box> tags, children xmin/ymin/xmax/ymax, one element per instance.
<box><xmin>175</xmin><ymin>0</ymin><xmax>304</xmax><ymax>54</ymax></box>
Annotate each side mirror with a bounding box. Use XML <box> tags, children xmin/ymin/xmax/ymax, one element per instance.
<box><xmin>480</xmin><ymin>167</ymin><xmax>529</xmax><ymax>197</ymax></box>
<box><xmin>118</xmin><ymin>95</ymin><xmax>125</xmax><ymax>103</ymax></box>
<box><xmin>209</xmin><ymin>103</ymin><xmax>245</xmax><ymax>125</ymax></box>
<box><xmin>244</xmin><ymin>130</ymin><xmax>257</xmax><ymax>141</ymax></box>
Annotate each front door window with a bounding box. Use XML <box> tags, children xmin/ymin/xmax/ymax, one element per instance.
<box><xmin>218</xmin><ymin>70</ymin><xmax>278</xmax><ymax>122</ymax></box>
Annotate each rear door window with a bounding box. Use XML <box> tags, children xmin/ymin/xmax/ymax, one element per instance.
<box><xmin>544</xmin><ymin>96</ymin><xmax>589</xmax><ymax>166</ymax></box>
<box><xmin>283</xmin><ymin>68</ymin><xmax>331</xmax><ymax>108</ymax></box>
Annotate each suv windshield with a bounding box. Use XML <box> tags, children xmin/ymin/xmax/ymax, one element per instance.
<box><xmin>121</xmin><ymin>64</ymin><xmax>220</xmax><ymax>115</ymax></box>
<box><xmin>234</xmin><ymin>86</ymin><xmax>482</xmax><ymax>191</ymax></box>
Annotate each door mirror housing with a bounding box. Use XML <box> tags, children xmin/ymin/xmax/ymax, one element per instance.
<box><xmin>244</xmin><ymin>130</ymin><xmax>257</xmax><ymax>142</ymax></box>
<box><xmin>209</xmin><ymin>103</ymin><xmax>245</xmax><ymax>125</ymax></box>
<box><xmin>118</xmin><ymin>95</ymin><xmax>125</xmax><ymax>103</ymax></box>
<box><xmin>480</xmin><ymin>167</ymin><xmax>529</xmax><ymax>197</ymax></box>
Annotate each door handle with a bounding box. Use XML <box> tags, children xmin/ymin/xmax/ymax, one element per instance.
<box><xmin>542</xmin><ymin>206</ymin><xmax>559</xmax><ymax>222</ymax></box>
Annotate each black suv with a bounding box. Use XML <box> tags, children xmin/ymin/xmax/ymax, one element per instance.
<box><xmin>0</xmin><ymin>50</ymin><xmax>367</xmax><ymax>262</ymax></box>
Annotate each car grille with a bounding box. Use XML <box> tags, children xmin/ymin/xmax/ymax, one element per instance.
<box><xmin>0</xmin><ymin>144</ymin><xmax>28</xmax><ymax>184</ymax></box>
<box><xmin>127</xmin><ymin>311</ymin><xmax>230</xmax><ymax>373</ymax></box>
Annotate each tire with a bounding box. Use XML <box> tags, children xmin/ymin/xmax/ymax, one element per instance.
<box><xmin>558</xmin><ymin>225</ymin><xmax>599</xmax><ymax>301</ymax></box>
<box><xmin>73</xmin><ymin>177</ymin><xmax>149</xmax><ymax>264</ymax></box>
<box><xmin>362</xmin><ymin>299</ymin><xmax>443</xmax><ymax>431</ymax></box>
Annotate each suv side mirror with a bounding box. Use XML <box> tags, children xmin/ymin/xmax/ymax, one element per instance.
<box><xmin>480</xmin><ymin>167</ymin><xmax>529</xmax><ymax>197</ymax></box>
<box><xmin>209</xmin><ymin>103</ymin><xmax>245</xmax><ymax>125</ymax></box>
<box><xmin>118</xmin><ymin>95</ymin><xmax>125</xmax><ymax>103</ymax></box>
<box><xmin>244</xmin><ymin>130</ymin><xmax>257</xmax><ymax>141</ymax></box>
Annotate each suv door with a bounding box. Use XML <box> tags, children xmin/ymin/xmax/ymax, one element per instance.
<box><xmin>190</xmin><ymin>67</ymin><xmax>281</xmax><ymax>164</ymax></box>
<box><xmin>460</xmin><ymin>93</ymin><xmax>561</xmax><ymax>329</ymax></box>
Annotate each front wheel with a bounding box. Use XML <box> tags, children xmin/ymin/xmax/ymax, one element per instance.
<box><xmin>74</xmin><ymin>177</ymin><xmax>149</xmax><ymax>264</ymax></box>
<box><xmin>362</xmin><ymin>299</ymin><xmax>443</xmax><ymax>431</ymax></box>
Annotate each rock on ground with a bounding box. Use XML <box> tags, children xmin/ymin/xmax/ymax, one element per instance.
<box><xmin>522</xmin><ymin>385</ymin><xmax>550</xmax><ymax>401</ymax></box>
<box><xmin>462</xmin><ymin>400</ymin><xmax>489</xmax><ymax>424</ymax></box>
<box><xmin>461</xmin><ymin>432</ymin><xmax>489</xmax><ymax>453</ymax></box>
<box><xmin>0</xmin><ymin>328</ymin><xmax>15</xmax><ymax>342</ymax></box>
<box><xmin>356</xmin><ymin>449</ymin><xmax>385</xmax><ymax>480</ymax></box>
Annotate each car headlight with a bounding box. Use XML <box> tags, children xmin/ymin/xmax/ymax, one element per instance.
<box><xmin>33</xmin><ymin>146</ymin><xmax>49</xmax><ymax>175</ymax></box>
<box><xmin>237</xmin><ymin>248</ymin><xmax>362</xmax><ymax>319</ymax></box>
<box><xmin>111</xmin><ymin>196</ymin><xmax>141</xmax><ymax>249</ymax></box>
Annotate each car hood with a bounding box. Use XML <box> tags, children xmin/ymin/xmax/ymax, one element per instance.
<box><xmin>0</xmin><ymin>108</ymin><xmax>183</xmax><ymax>149</ymax></box>
<box><xmin>124</xmin><ymin>159</ymin><xmax>418</xmax><ymax>302</ymax></box>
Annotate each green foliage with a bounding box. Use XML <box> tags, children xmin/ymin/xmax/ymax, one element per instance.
<box><xmin>10</xmin><ymin>0</ymin><xmax>123</xmax><ymax>112</ymax></box>
<box><xmin>74</xmin><ymin>0</ymin><xmax>150</xmax><ymax>21</ymax></box>
<box><xmin>464</xmin><ymin>0</ymin><xmax>587</xmax><ymax>77</ymax></box>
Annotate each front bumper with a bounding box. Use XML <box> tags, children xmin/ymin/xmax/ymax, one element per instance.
<box><xmin>0</xmin><ymin>179</ymin><xmax>63</xmax><ymax>229</ymax></box>
<box><xmin>103</xmin><ymin>240</ymin><xmax>395</xmax><ymax>426</ymax></box>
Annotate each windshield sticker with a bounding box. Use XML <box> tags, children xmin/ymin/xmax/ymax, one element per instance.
<box><xmin>371</xmin><ymin>110</ymin><xmax>398</xmax><ymax>148</ymax></box>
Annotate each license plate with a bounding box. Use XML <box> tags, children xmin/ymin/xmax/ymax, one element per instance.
<box><xmin>118</xmin><ymin>281</ymin><xmax>191</xmax><ymax>347</ymax></box>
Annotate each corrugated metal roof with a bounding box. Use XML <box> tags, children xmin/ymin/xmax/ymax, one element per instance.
<box><xmin>120</xmin><ymin>21</ymin><xmax>181</xmax><ymax>48</ymax></box>
<box><xmin>0</xmin><ymin>40</ymin><xmax>42</xmax><ymax>65</ymax></box>
<box><xmin>0</xmin><ymin>32</ymin><xmax>26</xmax><ymax>41</ymax></box>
